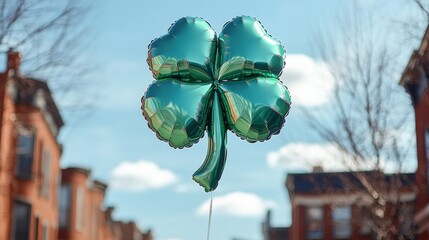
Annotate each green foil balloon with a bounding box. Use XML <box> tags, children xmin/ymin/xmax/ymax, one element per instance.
<box><xmin>141</xmin><ymin>16</ymin><xmax>291</xmax><ymax>192</ymax></box>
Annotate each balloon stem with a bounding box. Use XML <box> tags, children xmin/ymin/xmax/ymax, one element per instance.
<box><xmin>192</xmin><ymin>92</ymin><xmax>227</xmax><ymax>192</ymax></box>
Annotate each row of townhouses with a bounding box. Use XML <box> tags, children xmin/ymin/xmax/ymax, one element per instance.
<box><xmin>0</xmin><ymin>50</ymin><xmax>152</xmax><ymax>240</ymax></box>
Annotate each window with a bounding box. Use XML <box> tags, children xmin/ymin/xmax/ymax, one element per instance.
<box><xmin>16</xmin><ymin>129</ymin><xmax>35</xmax><ymax>179</ymax></box>
<box><xmin>11</xmin><ymin>200</ymin><xmax>31</xmax><ymax>240</ymax></box>
<box><xmin>92</xmin><ymin>206</ymin><xmax>99</xmax><ymax>240</ymax></box>
<box><xmin>59</xmin><ymin>185</ymin><xmax>71</xmax><ymax>228</ymax></box>
<box><xmin>55</xmin><ymin>172</ymin><xmax>61</xmax><ymax>207</ymax></box>
<box><xmin>426</xmin><ymin>130</ymin><xmax>429</xmax><ymax>185</ymax></box>
<box><xmin>360</xmin><ymin>216</ymin><xmax>371</xmax><ymax>234</ymax></box>
<box><xmin>306</xmin><ymin>206</ymin><xmax>324</xmax><ymax>239</ymax></box>
<box><xmin>42</xmin><ymin>224</ymin><xmax>49</xmax><ymax>240</ymax></box>
<box><xmin>76</xmin><ymin>187</ymin><xmax>84</xmax><ymax>231</ymax></box>
<box><xmin>34</xmin><ymin>216</ymin><xmax>39</xmax><ymax>240</ymax></box>
<box><xmin>133</xmin><ymin>229</ymin><xmax>141</xmax><ymax>240</ymax></box>
<box><xmin>408</xmin><ymin>64</ymin><xmax>428</xmax><ymax>103</ymax></box>
<box><xmin>40</xmin><ymin>149</ymin><xmax>51</xmax><ymax>198</ymax></box>
<box><xmin>399</xmin><ymin>203</ymin><xmax>414</xmax><ymax>238</ymax></box>
<box><xmin>332</xmin><ymin>206</ymin><xmax>351</xmax><ymax>238</ymax></box>
<box><xmin>426</xmin><ymin>130</ymin><xmax>429</xmax><ymax>159</ymax></box>
<box><xmin>416</xmin><ymin>65</ymin><xmax>428</xmax><ymax>101</ymax></box>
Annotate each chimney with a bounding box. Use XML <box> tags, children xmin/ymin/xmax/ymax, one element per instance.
<box><xmin>105</xmin><ymin>206</ymin><xmax>115</xmax><ymax>220</ymax></box>
<box><xmin>312</xmin><ymin>165</ymin><xmax>323</xmax><ymax>173</ymax></box>
<box><xmin>7</xmin><ymin>48</ymin><xmax>21</xmax><ymax>74</ymax></box>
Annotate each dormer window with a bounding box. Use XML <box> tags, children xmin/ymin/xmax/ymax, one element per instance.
<box><xmin>34</xmin><ymin>89</ymin><xmax>46</xmax><ymax>109</ymax></box>
<box><xmin>16</xmin><ymin>128</ymin><xmax>35</xmax><ymax>179</ymax></box>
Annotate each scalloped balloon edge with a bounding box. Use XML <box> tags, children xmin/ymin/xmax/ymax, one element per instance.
<box><xmin>220</xmin><ymin>15</ymin><xmax>287</xmax><ymax>78</ymax></box>
<box><xmin>146</xmin><ymin>16</ymin><xmax>217</xmax><ymax>80</ymax></box>
<box><xmin>140</xmin><ymin>81</ymin><xmax>208</xmax><ymax>149</ymax></box>
<box><xmin>146</xmin><ymin>16</ymin><xmax>288</xmax><ymax>81</ymax></box>
<box><xmin>222</xmin><ymin>83</ymin><xmax>291</xmax><ymax>143</ymax></box>
<box><xmin>143</xmin><ymin>16</ymin><xmax>292</xmax><ymax>145</ymax></box>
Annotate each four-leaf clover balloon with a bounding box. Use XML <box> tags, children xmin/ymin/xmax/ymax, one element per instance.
<box><xmin>141</xmin><ymin>16</ymin><xmax>291</xmax><ymax>192</ymax></box>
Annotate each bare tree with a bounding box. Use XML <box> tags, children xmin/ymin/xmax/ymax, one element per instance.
<box><xmin>413</xmin><ymin>0</ymin><xmax>429</xmax><ymax>21</ymax></box>
<box><xmin>0</xmin><ymin>0</ymin><xmax>94</xmax><ymax>111</ymax></box>
<box><xmin>394</xmin><ymin>0</ymin><xmax>429</xmax><ymax>44</ymax></box>
<box><xmin>302</xmin><ymin>2</ymin><xmax>421</xmax><ymax>239</ymax></box>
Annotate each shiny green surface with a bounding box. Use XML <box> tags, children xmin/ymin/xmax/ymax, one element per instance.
<box><xmin>219</xmin><ymin>78</ymin><xmax>290</xmax><ymax>142</ymax></box>
<box><xmin>148</xmin><ymin>17</ymin><xmax>217</xmax><ymax>82</ymax></box>
<box><xmin>142</xmin><ymin>16</ymin><xmax>291</xmax><ymax>191</ymax></box>
<box><xmin>193</xmin><ymin>92</ymin><xmax>227</xmax><ymax>192</ymax></box>
<box><xmin>142</xmin><ymin>79</ymin><xmax>213</xmax><ymax>148</ymax></box>
<box><xmin>218</xmin><ymin>16</ymin><xmax>286</xmax><ymax>80</ymax></box>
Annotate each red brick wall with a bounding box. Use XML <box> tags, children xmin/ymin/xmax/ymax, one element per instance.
<box><xmin>290</xmin><ymin>202</ymin><xmax>381</xmax><ymax>240</ymax></box>
<box><xmin>59</xmin><ymin>169</ymin><xmax>113</xmax><ymax>240</ymax></box>
<box><xmin>59</xmin><ymin>169</ymin><xmax>89</xmax><ymax>240</ymax></box>
<box><xmin>89</xmin><ymin>186</ymin><xmax>105</xmax><ymax>240</ymax></box>
<box><xmin>0</xmin><ymin>54</ymin><xmax>63</xmax><ymax>240</ymax></box>
<box><xmin>323</xmin><ymin>205</ymin><xmax>332</xmax><ymax>240</ymax></box>
<box><xmin>415</xmin><ymin>89</ymin><xmax>429</xmax><ymax>212</ymax></box>
<box><xmin>290</xmin><ymin>204</ymin><xmax>305</xmax><ymax>240</ymax></box>
<box><xmin>0</xmin><ymin>70</ymin><xmax>15</xmax><ymax>240</ymax></box>
<box><xmin>103</xmin><ymin>207</ymin><xmax>122</xmax><ymax>240</ymax></box>
<box><xmin>13</xmin><ymin>105</ymin><xmax>62</xmax><ymax>240</ymax></box>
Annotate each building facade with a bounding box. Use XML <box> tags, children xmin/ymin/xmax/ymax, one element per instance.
<box><xmin>59</xmin><ymin>167</ymin><xmax>120</xmax><ymax>240</ymax></box>
<box><xmin>115</xmin><ymin>221</ymin><xmax>153</xmax><ymax>240</ymax></box>
<box><xmin>0</xmin><ymin>50</ymin><xmax>154</xmax><ymax>240</ymax></box>
<box><xmin>262</xmin><ymin>23</ymin><xmax>429</xmax><ymax>240</ymax></box>
<box><xmin>263</xmin><ymin>171</ymin><xmax>417</xmax><ymax>240</ymax></box>
<box><xmin>290</xmin><ymin>171</ymin><xmax>415</xmax><ymax>240</ymax></box>
<box><xmin>59</xmin><ymin>167</ymin><xmax>107</xmax><ymax>240</ymax></box>
<box><xmin>400</xmin><ymin>25</ymin><xmax>429</xmax><ymax>239</ymax></box>
<box><xmin>0</xmin><ymin>50</ymin><xmax>64</xmax><ymax>240</ymax></box>
<box><xmin>58</xmin><ymin>167</ymin><xmax>153</xmax><ymax>240</ymax></box>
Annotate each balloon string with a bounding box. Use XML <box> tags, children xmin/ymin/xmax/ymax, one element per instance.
<box><xmin>206</xmin><ymin>192</ymin><xmax>213</xmax><ymax>240</ymax></box>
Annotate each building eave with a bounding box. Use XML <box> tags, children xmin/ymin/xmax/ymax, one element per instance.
<box><xmin>400</xmin><ymin>25</ymin><xmax>429</xmax><ymax>86</ymax></box>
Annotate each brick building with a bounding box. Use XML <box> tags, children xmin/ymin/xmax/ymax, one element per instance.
<box><xmin>263</xmin><ymin>171</ymin><xmax>416</xmax><ymax>240</ymax></box>
<box><xmin>263</xmin><ymin>24</ymin><xmax>429</xmax><ymax>240</ymax></box>
<box><xmin>115</xmin><ymin>221</ymin><xmax>153</xmax><ymax>240</ymax></box>
<box><xmin>0</xmin><ymin>50</ymin><xmax>154</xmax><ymax>240</ymax></box>
<box><xmin>262</xmin><ymin>210</ymin><xmax>289</xmax><ymax>240</ymax></box>
<box><xmin>400</xmin><ymin>25</ymin><xmax>429</xmax><ymax>238</ymax></box>
<box><xmin>58</xmin><ymin>167</ymin><xmax>153</xmax><ymax>240</ymax></box>
<box><xmin>104</xmin><ymin>207</ymin><xmax>122</xmax><ymax>240</ymax></box>
<box><xmin>0</xmin><ymin>50</ymin><xmax>64</xmax><ymax>240</ymax></box>
<box><xmin>59</xmin><ymin>167</ymin><xmax>109</xmax><ymax>240</ymax></box>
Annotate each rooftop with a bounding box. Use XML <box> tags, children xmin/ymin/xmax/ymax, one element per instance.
<box><xmin>286</xmin><ymin>171</ymin><xmax>416</xmax><ymax>195</ymax></box>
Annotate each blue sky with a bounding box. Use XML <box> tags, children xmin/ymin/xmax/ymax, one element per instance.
<box><xmin>55</xmin><ymin>1</ymin><xmax>421</xmax><ymax>239</ymax></box>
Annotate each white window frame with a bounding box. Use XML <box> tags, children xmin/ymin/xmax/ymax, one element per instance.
<box><xmin>76</xmin><ymin>187</ymin><xmax>84</xmax><ymax>232</ymax></box>
<box><xmin>42</xmin><ymin>222</ymin><xmax>49</xmax><ymax>240</ymax></box>
<box><xmin>40</xmin><ymin>149</ymin><xmax>51</xmax><ymax>199</ymax></box>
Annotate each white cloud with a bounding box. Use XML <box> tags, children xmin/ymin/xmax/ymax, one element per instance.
<box><xmin>196</xmin><ymin>192</ymin><xmax>276</xmax><ymax>217</ymax></box>
<box><xmin>282</xmin><ymin>54</ymin><xmax>334</xmax><ymax>107</ymax></box>
<box><xmin>175</xmin><ymin>184</ymin><xmax>196</xmax><ymax>193</ymax></box>
<box><xmin>267</xmin><ymin>142</ymin><xmax>349</xmax><ymax>172</ymax></box>
<box><xmin>110</xmin><ymin>160</ymin><xmax>177</xmax><ymax>191</ymax></box>
<box><xmin>267</xmin><ymin>142</ymin><xmax>415</xmax><ymax>173</ymax></box>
